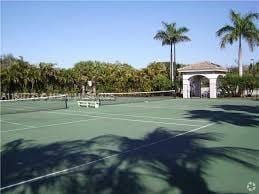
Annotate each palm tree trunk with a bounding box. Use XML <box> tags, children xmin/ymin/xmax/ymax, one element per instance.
<box><xmin>170</xmin><ymin>43</ymin><xmax>173</xmax><ymax>85</ymax></box>
<box><xmin>238</xmin><ymin>36</ymin><xmax>243</xmax><ymax>77</ymax></box>
<box><xmin>173</xmin><ymin>42</ymin><xmax>176</xmax><ymax>82</ymax></box>
<box><xmin>31</xmin><ymin>80</ymin><xmax>34</xmax><ymax>93</ymax></box>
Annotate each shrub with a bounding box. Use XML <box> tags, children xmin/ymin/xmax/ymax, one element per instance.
<box><xmin>241</xmin><ymin>74</ymin><xmax>257</xmax><ymax>96</ymax></box>
<box><xmin>218</xmin><ymin>73</ymin><xmax>257</xmax><ymax>97</ymax></box>
<box><xmin>218</xmin><ymin>73</ymin><xmax>239</xmax><ymax>97</ymax></box>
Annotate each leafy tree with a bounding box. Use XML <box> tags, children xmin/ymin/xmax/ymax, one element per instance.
<box><xmin>241</xmin><ymin>74</ymin><xmax>257</xmax><ymax>96</ymax></box>
<box><xmin>218</xmin><ymin>73</ymin><xmax>258</xmax><ymax>97</ymax></box>
<box><xmin>248</xmin><ymin>61</ymin><xmax>259</xmax><ymax>76</ymax></box>
<box><xmin>256</xmin><ymin>75</ymin><xmax>259</xmax><ymax>89</ymax></box>
<box><xmin>216</xmin><ymin>10</ymin><xmax>259</xmax><ymax>77</ymax></box>
<box><xmin>218</xmin><ymin>73</ymin><xmax>240</xmax><ymax>97</ymax></box>
<box><xmin>152</xmin><ymin>74</ymin><xmax>171</xmax><ymax>91</ymax></box>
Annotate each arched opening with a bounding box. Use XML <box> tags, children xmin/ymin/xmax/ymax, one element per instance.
<box><xmin>188</xmin><ymin>75</ymin><xmax>210</xmax><ymax>98</ymax></box>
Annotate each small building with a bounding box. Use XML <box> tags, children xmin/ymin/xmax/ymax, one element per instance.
<box><xmin>178</xmin><ymin>61</ymin><xmax>227</xmax><ymax>98</ymax></box>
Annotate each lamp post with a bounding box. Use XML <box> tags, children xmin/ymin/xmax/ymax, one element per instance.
<box><xmin>250</xmin><ymin>59</ymin><xmax>255</xmax><ymax>75</ymax></box>
<box><xmin>251</xmin><ymin>58</ymin><xmax>254</xmax><ymax>68</ymax></box>
<box><xmin>251</xmin><ymin>58</ymin><xmax>254</xmax><ymax>64</ymax></box>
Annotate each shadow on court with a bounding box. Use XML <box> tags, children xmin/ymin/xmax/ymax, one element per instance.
<box><xmin>213</xmin><ymin>105</ymin><xmax>259</xmax><ymax>114</ymax></box>
<box><xmin>186</xmin><ymin>109</ymin><xmax>259</xmax><ymax>127</ymax></box>
<box><xmin>2</xmin><ymin>128</ymin><xmax>259</xmax><ymax>194</ymax></box>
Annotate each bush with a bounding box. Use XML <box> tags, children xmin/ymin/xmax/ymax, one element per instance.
<box><xmin>218</xmin><ymin>73</ymin><xmax>239</xmax><ymax>97</ymax></box>
<box><xmin>218</xmin><ymin>73</ymin><xmax>257</xmax><ymax>97</ymax></box>
<box><xmin>256</xmin><ymin>75</ymin><xmax>259</xmax><ymax>88</ymax></box>
<box><xmin>241</xmin><ymin>74</ymin><xmax>257</xmax><ymax>96</ymax></box>
<box><xmin>152</xmin><ymin>75</ymin><xmax>172</xmax><ymax>91</ymax></box>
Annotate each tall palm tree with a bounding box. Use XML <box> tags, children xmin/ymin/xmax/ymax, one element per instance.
<box><xmin>154</xmin><ymin>22</ymin><xmax>191</xmax><ymax>84</ymax></box>
<box><xmin>216</xmin><ymin>10</ymin><xmax>259</xmax><ymax>77</ymax></box>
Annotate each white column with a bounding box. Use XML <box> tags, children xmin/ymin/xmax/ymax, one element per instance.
<box><xmin>209</xmin><ymin>78</ymin><xmax>217</xmax><ymax>98</ymax></box>
<box><xmin>183</xmin><ymin>79</ymin><xmax>190</xmax><ymax>98</ymax></box>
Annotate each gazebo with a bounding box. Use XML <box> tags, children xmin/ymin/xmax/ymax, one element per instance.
<box><xmin>178</xmin><ymin>61</ymin><xmax>227</xmax><ymax>98</ymax></box>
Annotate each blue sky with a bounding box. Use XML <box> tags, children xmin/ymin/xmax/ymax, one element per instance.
<box><xmin>1</xmin><ymin>1</ymin><xmax>259</xmax><ymax>69</ymax></box>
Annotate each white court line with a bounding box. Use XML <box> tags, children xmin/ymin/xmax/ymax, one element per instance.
<box><xmin>0</xmin><ymin>106</ymin><xmax>28</xmax><ymax>111</ymax></box>
<box><xmin>49</xmin><ymin>111</ymin><xmax>202</xmax><ymax>127</ymax></box>
<box><xmin>70</xmin><ymin>110</ymin><xmax>208</xmax><ymax>123</ymax></box>
<box><xmin>1</xmin><ymin>109</ymin><xmax>201</xmax><ymax>133</ymax></box>
<box><xmin>1</xmin><ymin>117</ymin><xmax>102</xmax><ymax>133</ymax></box>
<box><xmin>110</xmin><ymin>104</ymin><xmax>189</xmax><ymax>110</ymax></box>
<box><xmin>0</xmin><ymin>123</ymin><xmax>214</xmax><ymax>191</ymax></box>
<box><xmin>110</xmin><ymin>104</ymin><xmax>216</xmax><ymax>110</ymax></box>
<box><xmin>0</xmin><ymin>120</ymin><xmax>35</xmax><ymax>128</ymax></box>
<box><xmin>0</xmin><ymin>104</ymin><xmax>48</xmax><ymax>111</ymax></box>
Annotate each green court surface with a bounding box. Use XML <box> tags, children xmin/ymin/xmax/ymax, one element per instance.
<box><xmin>1</xmin><ymin>99</ymin><xmax>259</xmax><ymax>194</ymax></box>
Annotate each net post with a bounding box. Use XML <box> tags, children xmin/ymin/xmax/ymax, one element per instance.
<box><xmin>65</xmin><ymin>97</ymin><xmax>68</xmax><ymax>109</ymax></box>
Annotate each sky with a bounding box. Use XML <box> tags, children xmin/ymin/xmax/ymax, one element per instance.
<box><xmin>1</xmin><ymin>1</ymin><xmax>259</xmax><ymax>69</ymax></box>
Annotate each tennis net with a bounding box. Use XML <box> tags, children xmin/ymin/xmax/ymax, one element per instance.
<box><xmin>97</xmin><ymin>90</ymin><xmax>175</xmax><ymax>105</ymax></box>
<box><xmin>0</xmin><ymin>95</ymin><xmax>68</xmax><ymax>115</ymax></box>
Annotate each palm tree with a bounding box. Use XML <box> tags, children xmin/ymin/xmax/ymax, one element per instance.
<box><xmin>39</xmin><ymin>63</ymin><xmax>57</xmax><ymax>92</ymax></box>
<box><xmin>154</xmin><ymin>22</ymin><xmax>191</xmax><ymax>84</ymax></box>
<box><xmin>216</xmin><ymin>10</ymin><xmax>259</xmax><ymax>77</ymax></box>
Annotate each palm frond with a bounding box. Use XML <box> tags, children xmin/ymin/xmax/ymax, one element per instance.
<box><xmin>154</xmin><ymin>30</ymin><xmax>171</xmax><ymax>46</ymax></box>
<box><xmin>177</xmin><ymin>35</ymin><xmax>191</xmax><ymax>42</ymax></box>
<box><xmin>241</xmin><ymin>17</ymin><xmax>259</xmax><ymax>51</ymax></box>
<box><xmin>163</xmin><ymin>22</ymin><xmax>176</xmax><ymax>29</ymax></box>
<box><xmin>161</xmin><ymin>21</ymin><xmax>170</xmax><ymax>29</ymax></box>
<box><xmin>243</xmin><ymin>29</ymin><xmax>259</xmax><ymax>51</ymax></box>
<box><xmin>219</xmin><ymin>34</ymin><xmax>235</xmax><ymax>48</ymax></box>
<box><xmin>230</xmin><ymin>9</ymin><xmax>242</xmax><ymax>27</ymax></box>
<box><xmin>216</xmin><ymin>25</ymin><xmax>235</xmax><ymax>37</ymax></box>
<box><xmin>154</xmin><ymin>30</ymin><xmax>167</xmax><ymax>40</ymax></box>
<box><xmin>177</xmin><ymin>27</ymin><xmax>189</xmax><ymax>34</ymax></box>
<box><xmin>167</xmin><ymin>23</ymin><xmax>176</xmax><ymax>32</ymax></box>
<box><xmin>154</xmin><ymin>21</ymin><xmax>190</xmax><ymax>46</ymax></box>
<box><xmin>244</xmin><ymin>12</ymin><xmax>259</xmax><ymax>21</ymax></box>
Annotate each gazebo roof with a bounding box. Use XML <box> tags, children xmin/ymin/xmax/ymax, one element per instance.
<box><xmin>178</xmin><ymin>61</ymin><xmax>228</xmax><ymax>73</ymax></box>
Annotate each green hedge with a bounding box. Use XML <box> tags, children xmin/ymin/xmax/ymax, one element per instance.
<box><xmin>218</xmin><ymin>73</ymin><xmax>258</xmax><ymax>97</ymax></box>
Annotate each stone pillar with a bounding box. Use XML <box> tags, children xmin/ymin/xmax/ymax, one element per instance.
<box><xmin>209</xmin><ymin>78</ymin><xmax>217</xmax><ymax>98</ymax></box>
<box><xmin>183</xmin><ymin>79</ymin><xmax>190</xmax><ymax>98</ymax></box>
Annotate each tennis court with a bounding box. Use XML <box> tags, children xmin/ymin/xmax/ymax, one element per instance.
<box><xmin>1</xmin><ymin>98</ymin><xmax>259</xmax><ymax>194</ymax></box>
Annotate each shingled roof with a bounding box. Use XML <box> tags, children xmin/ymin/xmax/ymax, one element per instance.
<box><xmin>178</xmin><ymin>61</ymin><xmax>228</xmax><ymax>73</ymax></box>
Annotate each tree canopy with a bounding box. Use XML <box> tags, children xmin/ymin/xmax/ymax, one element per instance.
<box><xmin>0</xmin><ymin>55</ymin><xmax>176</xmax><ymax>96</ymax></box>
